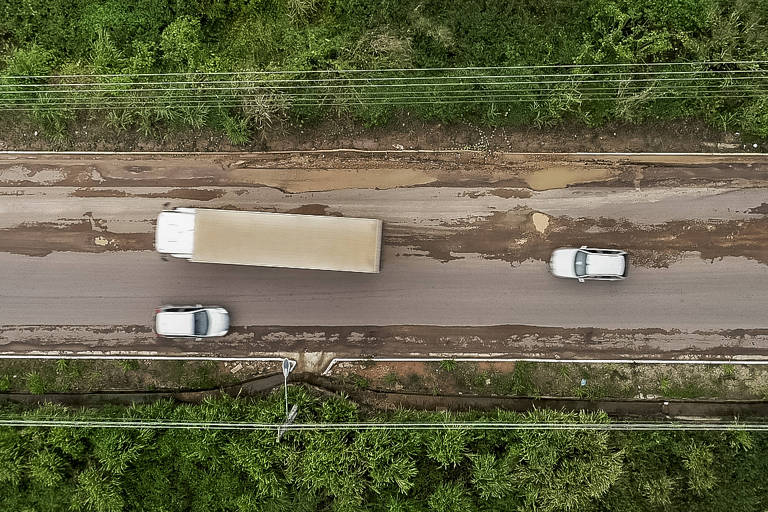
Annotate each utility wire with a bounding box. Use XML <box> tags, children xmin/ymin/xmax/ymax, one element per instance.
<box><xmin>1</xmin><ymin>80</ymin><xmax>766</xmax><ymax>100</ymax></box>
<box><xmin>2</xmin><ymin>73</ymin><xmax>767</xmax><ymax>90</ymax></box>
<box><xmin>3</xmin><ymin>87</ymin><xmax>765</xmax><ymax>108</ymax></box>
<box><xmin>0</xmin><ymin>419</ymin><xmax>766</xmax><ymax>431</ymax></box>
<box><xmin>3</xmin><ymin>60</ymin><xmax>768</xmax><ymax>79</ymax></box>
<box><xmin>1</xmin><ymin>82</ymin><xmax>765</xmax><ymax>97</ymax></box>
<box><xmin>3</xmin><ymin>94</ymin><xmax>765</xmax><ymax>112</ymax></box>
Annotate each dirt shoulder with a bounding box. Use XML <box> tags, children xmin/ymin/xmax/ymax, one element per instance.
<box><xmin>0</xmin><ymin>117</ymin><xmax>763</xmax><ymax>154</ymax></box>
<box><xmin>3</xmin><ymin>325</ymin><xmax>767</xmax><ymax>372</ymax></box>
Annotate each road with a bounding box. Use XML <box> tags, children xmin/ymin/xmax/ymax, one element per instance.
<box><xmin>0</xmin><ymin>151</ymin><xmax>766</xmax><ymax>364</ymax></box>
<box><xmin>1</xmin><ymin>250</ymin><xmax>766</xmax><ymax>329</ymax></box>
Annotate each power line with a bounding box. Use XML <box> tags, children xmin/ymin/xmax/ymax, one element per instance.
<box><xmin>1</xmin><ymin>81</ymin><xmax>765</xmax><ymax>102</ymax></box>
<box><xmin>3</xmin><ymin>60</ymin><xmax>768</xmax><ymax>79</ymax></box>
<box><xmin>2</xmin><ymin>93</ymin><xmax>764</xmax><ymax>112</ymax></box>
<box><xmin>2</xmin><ymin>86</ymin><xmax>765</xmax><ymax>108</ymax></box>
<box><xmin>2</xmin><ymin>73</ymin><xmax>767</xmax><ymax>90</ymax></box>
<box><xmin>0</xmin><ymin>418</ymin><xmax>765</xmax><ymax>430</ymax></box>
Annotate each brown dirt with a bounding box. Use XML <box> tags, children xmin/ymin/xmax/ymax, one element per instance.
<box><xmin>71</xmin><ymin>188</ymin><xmax>226</xmax><ymax>200</ymax></box>
<box><xmin>389</xmin><ymin>210</ymin><xmax>768</xmax><ymax>267</ymax></box>
<box><xmin>2</xmin><ymin>324</ymin><xmax>767</xmax><ymax>363</ymax></box>
<box><xmin>489</xmin><ymin>188</ymin><xmax>532</xmax><ymax>199</ymax></box>
<box><xmin>2</xmin><ymin>206</ymin><xmax>765</xmax><ymax>268</ymax></box>
<box><xmin>2</xmin><ymin>153</ymin><xmax>767</xmax><ymax>191</ymax></box>
<box><xmin>0</xmin><ymin>114</ymin><xmax>762</xmax><ymax>153</ymax></box>
<box><xmin>227</xmin><ymin>167</ymin><xmax>437</xmax><ymax>193</ymax></box>
<box><xmin>0</xmin><ymin>219</ymin><xmax>153</xmax><ymax>257</ymax></box>
<box><xmin>286</xmin><ymin>204</ymin><xmax>343</xmax><ymax>216</ymax></box>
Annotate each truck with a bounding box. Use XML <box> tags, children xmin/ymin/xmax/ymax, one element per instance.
<box><xmin>155</xmin><ymin>208</ymin><xmax>383</xmax><ymax>273</ymax></box>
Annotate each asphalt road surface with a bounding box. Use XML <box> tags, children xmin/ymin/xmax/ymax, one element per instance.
<box><xmin>0</xmin><ymin>151</ymin><xmax>766</xmax><ymax>359</ymax></box>
<box><xmin>0</xmin><ymin>250</ymin><xmax>766</xmax><ymax>329</ymax></box>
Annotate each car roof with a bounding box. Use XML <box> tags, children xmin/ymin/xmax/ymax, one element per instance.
<box><xmin>585</xmin><ymin>252</ymin><xmax>625</xmax><ymax>277</ymax></box>
<box><xmin>156</xmin><ymin>311</ymin><xmax>195</xmax><ymax>336</ymax></box>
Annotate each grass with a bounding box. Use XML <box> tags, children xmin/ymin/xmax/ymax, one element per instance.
<box><xmin>119</xmin><ymin>360</ymin><xmax>140</xmax><ymax>372</ymax></box>
<box><xmin>0</xmin><ymin>359</ymin><xmax>255</xmax><ymax>394</ymax></box>
<box><xmin>25</xmin><ymin>372</ymin><xmax>52</xmax><ymax>395</ymax></box>
<box><xmin>382</xmin><ymin>372</ymin><xmax>400</xmax><ymax>386</ymax></box>
<box><xmin>348</xmin><ymin>361</ymin><xmax>768</xmax><ymax>401</ymax></box>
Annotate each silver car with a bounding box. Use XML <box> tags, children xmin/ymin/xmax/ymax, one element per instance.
<box><xmin>549</xmin><ymin>246</ymin><xmax>629</xmax><ymax>282</ymax></box>
<box><xmin>154</xmin><ymin>305</ymin><xmax>230</xmax><ymax>338</ymax></box>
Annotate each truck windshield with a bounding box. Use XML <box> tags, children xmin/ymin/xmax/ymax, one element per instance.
<box><xmin>574</xmin><ymin>251</ymin><xmax>588</xmax><ymax>277</ymax></box>
<box><xmin>193</xmin><ymin>311</ymin><xmax>209</xmax><ymax>336</ymax></box>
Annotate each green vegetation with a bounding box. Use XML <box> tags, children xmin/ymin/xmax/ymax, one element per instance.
<box><xmin>0</xmin><ymin>389</ymin><xmax>767</xmax><ymax>510</ymax></box>
<box><xmin>0</xmin><ymin>359</ymin><xmax>245</xmax><ymax>393</ymax></box>
<box><xmin>1</xmin><ymin>0</ymin><xmax>768</xmax><ymax>142</ymax></box>
<box><xmin>362</xmin><ymin>362</ymin><xmax>768</xmax><ymax>400</ymax></box>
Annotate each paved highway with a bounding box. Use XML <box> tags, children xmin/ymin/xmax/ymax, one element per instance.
<box><xmin>0</xmin><ymin>250</ymin><xmax>766</xmax><ymax>329</ymax></box>
<box><xmin>0</xmin><ymin>151</ymin><xmax>765</xmax><ymax>360</ymax></box>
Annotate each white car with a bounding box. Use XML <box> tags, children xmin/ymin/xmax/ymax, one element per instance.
<box><xmin>549</xmin><ymin>246</ymin><xmax>629</xmax><ymax>282</ymax></box>
<box><xmin>154</xmin><ymin>305</ymin><xmax>230</xmax><ymax>338</ymax></box>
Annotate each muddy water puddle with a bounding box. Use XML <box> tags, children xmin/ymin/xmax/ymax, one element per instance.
<box><xmin>521</xmin><ymin>166</ymin><xmax>616</xmax><ymax>190</ymax></box>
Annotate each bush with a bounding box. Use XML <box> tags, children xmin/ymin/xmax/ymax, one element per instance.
<box><xmin>0</xmin><ymin>393</ymin><xmax>766</xmax><ymax>511</ymax></box>
<box><xmin>1</xmin><ymin>0</ymin><xmax>768</xmax><ymax>137</ymax></box>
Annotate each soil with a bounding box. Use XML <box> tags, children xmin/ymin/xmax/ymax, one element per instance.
<box><xmin>3</xmin><ymin>325</ymin><xmax>766</xmax><ymax>371</ymax></box>
<box><xmin>0</xmin><ymin>115</ymin><xmax>764</xmax><ymax>154</ymax></box>
<box><xmin>390</xmin><ymin>210</ymin><xmax>768</xmax><ymax>268</ymax></box>
<box><xmin>2</xmin><ymin>152</ymin><xmax>766</xmax><ymax>190</ymax></box>
<box><xmin>0</xmin><ymin>152</ymin><xmax>765</xmax><ymax>267</ymax></box>
<box><xmin>0</xmin><ymin>219</ymin><xmax>153</xmax><ymax>257</ymax></box>
<box><xmin>71</xmin><ymin>188</ymin><xmax>227</xmax><ymax>200</ymax></box>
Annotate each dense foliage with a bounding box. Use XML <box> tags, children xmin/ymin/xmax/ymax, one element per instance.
<box><xmin>1</xmin><ymin>0</ymin><xmax>768</xmax><ymax>140</ymax></box>
<box><xmin>1</xmin><ymin>388</ymin><xmax>767</xmax><ymax>511</ymax></box>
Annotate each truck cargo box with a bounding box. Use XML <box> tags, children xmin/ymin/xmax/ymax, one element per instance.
<box><xmin>156</xmin><ymin>208</ymin><xmax>382</xmax><ymax>273</ymax></box>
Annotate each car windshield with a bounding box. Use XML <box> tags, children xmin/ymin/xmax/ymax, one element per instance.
<box><xmin>574</xmin><ymin>250</ymin><xmax>588</xmax><ymax>277</ymax></box>
<box><xmin>193</xmin><ymin>311</ymin><xmax>209</xmax><ymax>336</ymax></box>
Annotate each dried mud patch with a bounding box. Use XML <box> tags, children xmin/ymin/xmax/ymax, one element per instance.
<box><xmin>0</xmin><ymin>220</ymin><xmax>153</xmax><ymax>256</ymax></box>
<box><xmin>71</xmin><ymin>188</ymin><xmax>225</xmax><ymax>201</ymax></box>
<box><xmin>388</xmin><ymin>210</ymin><xmax>768</xmax><ymax>267</ymax></box>
<box><xmin>489</xmin><ymin>188</ymin><xmax>532</xmax><ymax>199</ymax></box>
<box><xmin>286</xmin><ymin>204</ymin><xmax>343</xmax><ymax>216</ymax></box>
<box><xmin>227</xmin><ymin>167</ymin><xmax>437</xmax><ymax>193</ymax></box>
<box><xmin>521</xmin><ymin>166</ymin><xmax>616</xmax><ymax>191</ymax></box>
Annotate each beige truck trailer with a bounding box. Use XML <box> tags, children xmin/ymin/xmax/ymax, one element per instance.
<box><xmin>155</xmin><ymin>208</ymin><xmax>382</xmax><ymax>273</ymax></box>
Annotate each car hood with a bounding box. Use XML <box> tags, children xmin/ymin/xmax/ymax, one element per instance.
<box><xmin>207</xmin><ymin>308</ymin><xmax>230</xmax><ymax>336</ymax></box>
<box><xmin>549</xmin><ymin>248</ymin><xmax>579</xmax><ymax>278</ymax></box>
<box><xmin>156</xmin><ymin>312</ymin><xmax>194</xmax><ymax>336</ymax></box>
<box><xmin>587</xmin><ymin>253</ymin><xmax>625</xmax><ymax>277</ymax></box>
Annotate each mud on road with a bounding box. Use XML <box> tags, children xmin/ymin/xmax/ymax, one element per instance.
<box><xmin>2</xmin><ymin>325</ymin><xmax>768</xmax><ymax>373</ymax></box>
<box><xmin>0</xmin><ymin>151</ymin><xmax>766</xmax><ymax>267</ymax></box>
<box><xmin>1</xmin><ymin>151</ymin><xmax>767</xmax><ymax>362</ymax></box>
